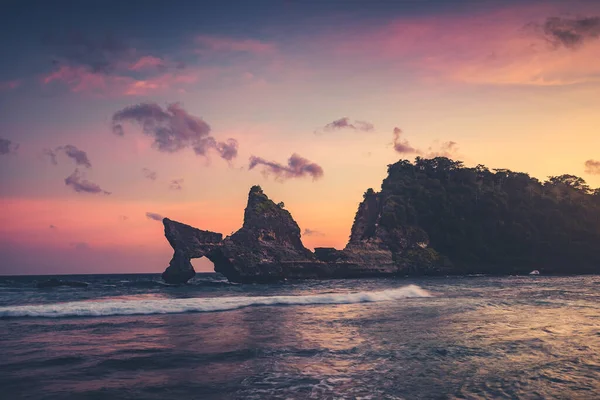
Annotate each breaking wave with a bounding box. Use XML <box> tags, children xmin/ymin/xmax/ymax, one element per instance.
<box><xmin>0</xmin><ymin>285</ymin><xmax>430</xmax><ymax>318</ymax></box>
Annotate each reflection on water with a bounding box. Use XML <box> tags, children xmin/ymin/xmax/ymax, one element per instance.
<box><xmin>0</xmin><ymin>275</ymin><xmax>599</xmax><ymax>399</ymax></box>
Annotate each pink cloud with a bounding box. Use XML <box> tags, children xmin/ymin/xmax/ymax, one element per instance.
<box><xmin>323</xmin><ymin>2</ymin><xmax>600</xmax><ymax>86</ymax></box>
<box><xmin>128</xmin><ymin>55</ymin><xmax>166</xmax><ymax>71</ymax></box>
<box><xmin>41</xmin><ymin>64</ymin><xmax>203</xmax><ymax>96</ymax></box>
<box><xmin>195</xmin><ymin>35</ymin><xmax>276</xmax><ymax>54</ymax></box>
<box><xmin>122</xmin><ymin>71</ymin><xmax>200</xmax><ymax>95</ymax></box>
<box><xmin>42</xmin><ymin>65</ymin><xmax>129</xmax><ymax>93</ymax></box>
<box><xmin>0</xmin><ymin>79</ymin><xmax>21</xmax><ymax>91</ymax></box>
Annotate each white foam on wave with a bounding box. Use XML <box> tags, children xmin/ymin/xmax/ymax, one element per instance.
<box><xmin>0</xmin><ymin>285</ymin><xmax>431</xmax><ymax>319</ymax></box>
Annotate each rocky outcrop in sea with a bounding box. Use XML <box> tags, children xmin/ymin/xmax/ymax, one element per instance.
<box><xmin>162</xmin><ymin>185</ymin><xmax>443</xmax><ymax>284</ymax></box>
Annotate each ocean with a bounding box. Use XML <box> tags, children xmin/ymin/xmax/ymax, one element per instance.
<box><xmin>0</xmin><ymin>273</ymin><xmax>599</xmax><ymax>399</ymax></box>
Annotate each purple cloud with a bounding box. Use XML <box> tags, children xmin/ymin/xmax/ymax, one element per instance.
<box><xmin>145</xmin><ymin>212</ymin><xmax>164</xmax><ymax>221</ymax></box>
<box><xmin>60</xmin><ymin>145</ymin><xmax>92</xmax><ymax>168</ymax></box>
<box><xmin>44</xmin><ymin>144</ymin><xmax>92</xmax><ymax>168</ymax></box>
<box><xmin>64</xmin><ymin>169</ymin><xmax>110</xmax><ymax>195</ymax></box>
<box><xmin>249</xmin><ymin>153</ymin><xmax>324</xmax><ymax>181</ymax></box>
<box><xmin>392</xmin><ymin>127</ymin><xmax>417</xmax><ymax>154</ymax></box>
<box><xmin>111</xmin><ymin>102</ymin><xmax>238</xmax><ymax>161</ymax></box>
<box><xmin>541</xmin><ymin>16</ymin><xmax>600</xmax><ymax>49</ymax></box>
<box><xmin>0</xmin><ymin>138</ymin><xmax>19</xmax><ymax>155</ymax></box>
<box><xmin>216</xmin><ymin>138</ymin><xmax>239</xmax><ymax>161</ymax></box>
<box><xmin>319</xmin><ymin>117</ymin><xmax>374</xmax><ymax>133</ymax></box>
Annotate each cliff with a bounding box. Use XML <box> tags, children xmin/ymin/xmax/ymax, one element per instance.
<box><xmin>161</xmin><ymin>157</ymin><xmax>600</xmax><ymax>283</ymax></box>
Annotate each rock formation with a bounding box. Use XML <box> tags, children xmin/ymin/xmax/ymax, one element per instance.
<box><xmin>162</xmin><ymin>219</ymin><xmax>222</xmax><ymax>283</ymax></box>
<box><xmin>161</xmin><ymin>184</ymin><xmax>443</xmax><ymax>284</ymax></box>
<box><xmin>162</xmin><ymin>156</ymin><xmax>600</xmax><ymax>283</ymax></box>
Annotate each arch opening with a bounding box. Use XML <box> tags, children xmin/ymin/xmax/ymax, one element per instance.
<box><xmin>190</xmin><ymin>256</ymin><xmax>216</xmax><ymax>273</ymax></box>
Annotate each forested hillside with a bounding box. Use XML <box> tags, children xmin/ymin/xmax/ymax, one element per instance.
<box><xmin>375</xmin><ymin>157</ymin><xmax>600</xmax><ymax>274</ymax></box>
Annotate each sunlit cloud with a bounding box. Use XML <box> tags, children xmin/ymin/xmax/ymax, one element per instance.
<box><xmin>128</xmin><ymin>55</ymin><xmax>166</xmax><ymax>71</ymax></box>
<box><xmin>42</xmin><ymin>64</ymin><xmax>200</xmax><ymax>96</ymax></box>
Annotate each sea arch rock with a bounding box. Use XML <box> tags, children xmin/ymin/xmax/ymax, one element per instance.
<box><xmin>161</xmin><ymin>218</ymin><xmax>223</xmax><ymax>284</ymax></box>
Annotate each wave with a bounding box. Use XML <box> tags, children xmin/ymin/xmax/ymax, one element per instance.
<box><xmin>0</xmin><ymin>285</ymin><xmax>430</xmax><ymax>319</ymax></box>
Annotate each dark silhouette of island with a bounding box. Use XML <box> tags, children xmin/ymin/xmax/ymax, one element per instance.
<box><xmin>162</xmin><ymin>157</ymin><xmax>600</xmax><ymax>283</ymax></box>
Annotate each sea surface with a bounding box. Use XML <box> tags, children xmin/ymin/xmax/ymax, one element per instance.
<box><xmin>0</xmin><ymin>273</ymin><xmax>599</xmax><ymax>399</ymax></box>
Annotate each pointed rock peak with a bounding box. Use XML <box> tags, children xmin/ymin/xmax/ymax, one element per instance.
<box><xmin>243</xmin><ymin>185</ymin><xmax>287</xmax><ymax>223</ymax></box>
<box><xmin>233</xmin><ymin>186</ymin><xmax>310</xmax><ymax>254</ymax></box>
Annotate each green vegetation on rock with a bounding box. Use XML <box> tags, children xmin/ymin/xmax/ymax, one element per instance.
<box><xmin>379</xmin><ymin>157</ymin><xmax>600</xmax><ymax>274</ymax></box>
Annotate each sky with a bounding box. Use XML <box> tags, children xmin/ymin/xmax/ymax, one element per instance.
<box><xmin>1</xmin><ymin>0</ymin><xmax>600</xmax><ymax>275</ymax></box>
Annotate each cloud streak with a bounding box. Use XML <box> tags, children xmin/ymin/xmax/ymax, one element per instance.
<box><xmin>319</xmin><ymin>117</ymin><xmax>374</xmax><ymax>134</ymax></box>
<box><xmin>145</xmin><ymin>212</ymin><xmax>164</xmax><ymax>221</ymax></box>
<box><xmin>111</xmin><ymin>102</ymin><xmax>238</xmax><ymax>160</ymax></box>
<box><xmin>64</xmin><ymin>169</ymin><xmax>110</xmax><ymax>195</ymax></box>
<box><xmin>249</xmin><ymin>153</ymin><xmax>324</xmax><ymax>181</ymax></box>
